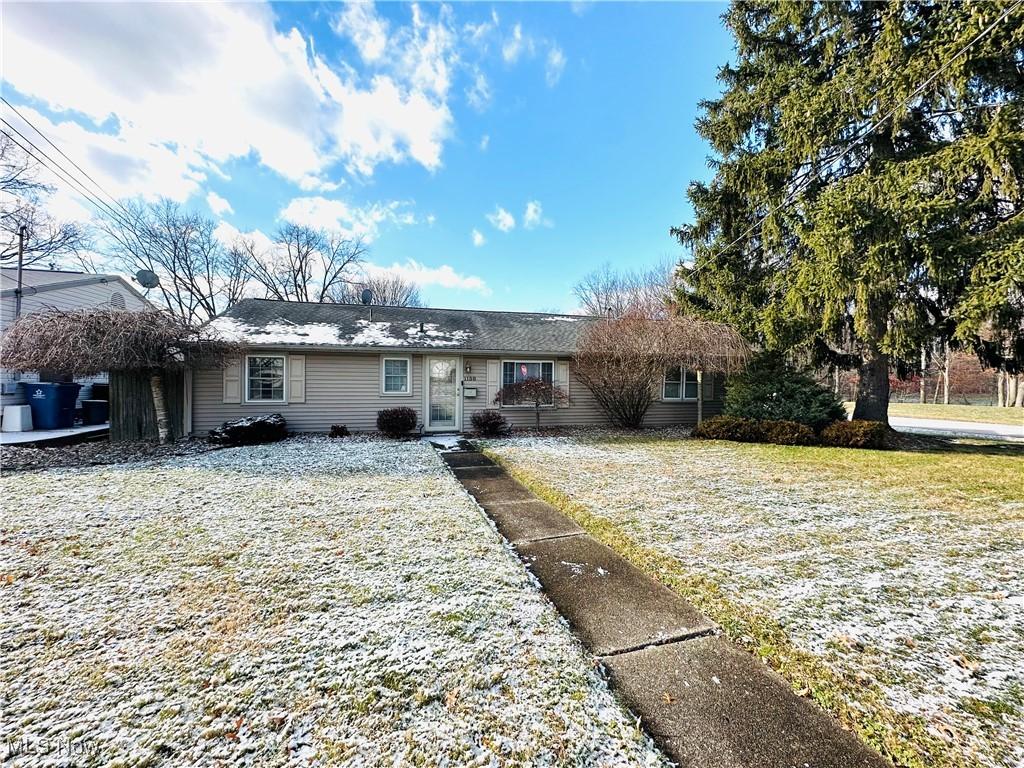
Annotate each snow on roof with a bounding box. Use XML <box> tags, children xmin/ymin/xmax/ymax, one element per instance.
<box><xmin>210</xmin><ymin>299</ymin><xmax>597</xmax><ymax>353</ymax></box>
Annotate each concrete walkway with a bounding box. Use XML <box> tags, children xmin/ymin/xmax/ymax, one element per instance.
<box><xmin>890</xmin><ymin>415</ymin><xmax>1023</xmax><ymax>442</ymax></box>
<box><xmin>0</xmin><ymin>423</ymin><xmax>108</xmax><ymax>447</ymax></box>
<box><xmin>443</xmin><ymin>450</ymin><xmax>888</xmax><ymax>768</ymax></box>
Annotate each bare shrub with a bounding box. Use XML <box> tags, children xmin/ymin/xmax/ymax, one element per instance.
<box><xmin>573</xmin><ymin>314</ymin><xmax>749</xmax><ymax>428</ymax></box>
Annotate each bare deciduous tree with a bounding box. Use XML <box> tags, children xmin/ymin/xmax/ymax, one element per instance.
<box><xmin>239</xmin><ymin>223</ymin><xmax>366</xmax><ymax>304</ymax></box>
<box><xmin>98</xmin><ymin>200</ymin><xmax>244</xmax><ymax>323</ymax></box>
<box><xmin>332</xmin><ymin>272</ymin><xmax>423</xmax><ymax>307</ymax></box>
<box><xmin>1</xmin><ymin>309</ymin><xmax>240</xmax><ymax>443</ymax></box>
<box><xmin>1</xmin><ymin>133</ymin><xmax>89</xmax><ymax>267</ymax></box>
<box><xmin>573</xmin><ymin>314</ymin><xmax>749</xmax><ymax>428</ymax></box>
<box><xmin>573</xmin><ymin>261</ymin><xmax>676</xmax><ymax>318</ymax></box>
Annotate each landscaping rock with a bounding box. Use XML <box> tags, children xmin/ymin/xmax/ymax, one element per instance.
<box><xmin>207</xmin><ymin>413</ymin><xmax>287</xmax><ymax>446</ymax></box>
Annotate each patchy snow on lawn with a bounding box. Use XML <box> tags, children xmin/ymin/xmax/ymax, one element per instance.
<box><xmin>0</xmin><ymin>437</ymin><xmax>667</xmax><ymax>767</ymax></box>
<box><xmin>483</xmin><ymin>434</ymin><xmax>1024</xmax><ymax>768</ymax></box>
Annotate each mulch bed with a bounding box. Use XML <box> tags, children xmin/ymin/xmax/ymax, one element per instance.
<box><xmin>0</xmin><ymin>438</ymin><xmax>219</xmax><ymax>473</ymax></box>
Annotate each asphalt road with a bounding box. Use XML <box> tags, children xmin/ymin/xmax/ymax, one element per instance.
<box><xmin>890</xmin><ymin>416</ymin><xmax>1024</xmax><ymax>442</ymax></box>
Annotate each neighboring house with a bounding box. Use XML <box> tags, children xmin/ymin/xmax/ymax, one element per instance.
<box><xmin>194</xmin><ymin>299</ymin><xmax>724</xmax><ymax>434</ymax></box>
<box><xmin>0</xmin><ymin>268</ymin><xmax>151</xmax><ymax>408</ymax></box>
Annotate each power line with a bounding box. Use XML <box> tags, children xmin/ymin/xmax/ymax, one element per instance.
<box><xmin>2</xmin><ymin>96</ymin><xmax>136</xmax><ymax>223</ymax></box>
<box><xmin>684</xmin><ymin>0</ymin><xmax>1024</xmax><ymax>278</ymax></box>
<box><xmin>0</xmin><ymin>121</ymin><xmax>131</xmax><ymax>229</ymax></box>
<box><xmin>0</xmin><ymin>107</ymin><xmax>178</xmax><ymax>277</ymax></box>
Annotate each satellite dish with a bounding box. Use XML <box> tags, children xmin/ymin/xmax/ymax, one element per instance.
<box><xmin>360</xmin><ymin>288</ymin><xmax>373</xmax><ymax>306</ymax></box>
<box><xmin>135</xmin><ymin>269</ymin><xmax>160</xmax><ymax>289</ymax></box>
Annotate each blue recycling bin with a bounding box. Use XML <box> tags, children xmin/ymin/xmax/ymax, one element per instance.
<box><xmin>26</xmin><ymin>382</ymin><xmax>82</xmax><ymax>430</ymax></box>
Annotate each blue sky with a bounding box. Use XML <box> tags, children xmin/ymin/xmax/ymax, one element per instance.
<box><xmin>2</xmin><ymin>2</ymin><xmax>734</xmax><ymax>312</ymax></box>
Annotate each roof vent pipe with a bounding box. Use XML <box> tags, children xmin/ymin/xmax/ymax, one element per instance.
<box><xmin>419</xmin><ymin>321</ymin><xmax>424</xmax><ymax>333</ymax></box>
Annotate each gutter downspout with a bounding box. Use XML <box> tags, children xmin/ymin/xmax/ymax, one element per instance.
<box><xmin>696</xmin><ymin>369</ymin><xmax>704</xmax><ymax>424</ymax></box>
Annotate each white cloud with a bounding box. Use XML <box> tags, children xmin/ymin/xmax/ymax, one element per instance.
<box><xmin>479</xmin><ymin>134</ymin><xmax>490</xmax><ymax>151</ymax></box>
<box><xmin>471</xmin><ymin>228</ymin><xmax>486</xmax><ymax>247</ymax></box>
<box><xmin>2</xmin><ymin>1</ymin><xmax>457</xmax><ymax>210</ymax></box>
<box><xmin>570</xmin><ymin>2</ymin><xmax>591</xmax><ymax>17</ymax></box>
<box><xmin>486</xmin><ymin>206</ymin><xmax>515</xmax><ymax>233</ymax></box>
<box><xmin>279</xmin><ymin>195</ymin><xmax>417</xmax><ymax>241</ymax></box>
<box><xmin>333</xmin><ymin>2</ymin><xmax>389</xmax><ymax>63</ymax></box>
<box><xmin>206</xmin><ymin>191</ymin><xmax>234</xmax><ymax>216</ymax></box>
<box><xmin>545</xmin><ymin>46</ymin><xmax>566</xmax><ymax>86</ymax></box>
<box><xmin>213</xmin><ymin>220</ymin><xmax>274</xmax><ymax>252</ymax></box>
<box><xmin>365</xmin><ymin>259</ymin><xmax>490</xmax><ymax>294</ymax></box>
<box><xmin>523</xmin><ymin>200</ymin><xmax>549</xmax><ymax>229</ymax></box>
<box><xmin>465</xmin><ymin>70</ymin><xmax>491</xmax><ymax>111</ymax></box>
<box><xmin>298</xmin><ymin>174</ymin><xmax>343</xmax><ymax>193</ymax></box>
<box><xmin>502</xmin><ymin>23</ymin><xmax>533</xmax><ymax>64</ymax></box>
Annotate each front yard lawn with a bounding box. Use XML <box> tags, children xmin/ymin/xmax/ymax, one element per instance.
<box><xmin>0</xmin><ymin>437</ymin><xmax>667</xmax><ymax>766</ymax></box>
<box><xmin>482</xmin><ymin>432</ymin><xmax>1024</xmax><ymax>768</ymax></box>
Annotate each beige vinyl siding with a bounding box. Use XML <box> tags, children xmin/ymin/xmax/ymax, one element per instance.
<box><xmin>191</xmin><ymin>350</ymin><xmax>724</xmax><ymax>435</ymax></box>
<box><xmin>459</xmin><ymin>355</ymin><xmax>724</xmax><ymax>431</ymax></box>
<box><xmin>1</xmin><ymin>280</ymin><xmax>148</xmax><ymax>325</ymax></box>
<box><xmin>192</xmin><ymin>351</ymin><xmax>425</xmax><ymax>434</ymax></box>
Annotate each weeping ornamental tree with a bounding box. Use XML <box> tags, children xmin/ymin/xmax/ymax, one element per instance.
<box><xmin>573</xmin><ymin>314</ymin><xmax>750</xmax><ymax>428</ymax></box>
<box><xmin>673</xmin><ymin>2</ymin><xmax>1024</xmax><ymax>423</ymax></box>
<box><xmin>2</xmin><ymin>309</ymin><xmax>240</xmax><ymax>443</ymax></box>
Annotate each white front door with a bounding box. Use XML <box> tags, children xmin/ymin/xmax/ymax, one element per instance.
<box><xmin>426</xmin><ymin>356</ymin><xmax>459</xmax><ymax>431</ymax></box>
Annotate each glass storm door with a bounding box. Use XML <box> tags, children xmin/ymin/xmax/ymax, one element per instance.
<box><xmin>427</xmin><ymin>357</ymin><xmax>458</xmax><ymax>430</ymax></box>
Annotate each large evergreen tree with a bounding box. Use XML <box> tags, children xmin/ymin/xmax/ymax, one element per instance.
<box><xmin>673</xmin><ymin>1</ymin><xmax>1024</xmax><ymax>422</ymax></box>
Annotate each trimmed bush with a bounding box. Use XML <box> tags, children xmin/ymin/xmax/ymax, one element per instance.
<box><xmin>820</xmin><ymin>419</ymin><xmax>890</xmax><ymax>449</ymax></box>
<box><xmin>692</xmin><ymin>415</ymin><xmax>764</xmax><ymax>442</ymax></box>
<box><xmin>376</xmin><ymin>407</ymin><xmax>418</xmax><ymax>438</ymax></box>
<box><xmin>209</xmin><ymin>413</ymin><xmax>287</xmax><ymax>446</ymax></box>
<box><xmin>724</xmin><ymin>351</ymin><xmax>846</xmax><ymax>432</ymax></box>
<box><xmin>329</xmin><ymin>424</ymin><xmax>350</xmax><ymax>438</ymax></box>
<box><xmin>471</xmin><ymin>409</ymin><xmax>508</xmax><ymax>436</ymax></box>
<box><xmin>760</xmin><ymin>419</ymin><xmax>819</xmax><ymax>446</ymax></box>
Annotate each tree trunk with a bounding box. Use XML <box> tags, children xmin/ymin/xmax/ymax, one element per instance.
<box><xmin>1015</xmin><ymin>375</ymin><xmax>1024</xmax><ymax>408</ymax></box>
<box><xmin>942</xmin><ymin>353</ymin><xmax>950</xmax><ymax>405</ymax></box>
<box><xmin>919</xmin><ymin>347</ymin><xmax>927</xmax><ymax>404</ymax></box>
<box><xmin>150</xmin><ymin>372</ymin><xmax>172</xmax><ymax>445</ymax></box>
<box><xmin>997</xmin><ymin>370</ymin><xmax>1005</xmax><ymax>407</ymax></box>
<box><xmin>1008</xmin><ymin>375</ymin><xmax>1019</xmax><ymax>409</ymax></box>
<box><xmin>852</xmin><ymin>351</ymin><xmax>890</xmax><ymax>423</ymax></box>
<box><xmin>696</xmin><ymin>370</ymin><xmax>704</xmax><ymax>424</ymax></box>
<box><xmin>534</xmin><ymin>401</ymin><xmax>541</xmax><ymax>430</ymax></box>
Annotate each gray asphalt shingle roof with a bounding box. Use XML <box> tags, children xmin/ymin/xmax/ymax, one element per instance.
<box><xmin>210</xmin><ymin>298</ymin><xmax>600</xmax><ymax>353</ymax></box>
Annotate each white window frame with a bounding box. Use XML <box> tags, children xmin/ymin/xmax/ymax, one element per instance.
<box><xmin>380</xmin><ymin>355</ymin><xmax>412</xmax><ymax>396</ymax></box>
<box><xmin>662</xmin><ymin>366</ymin><xmax>699</xmax><ymax>402</ymax></box>
<box><xmin>499</xmin><ymin>359</ymin><xmax>555</xmax><ymax>408</ymax></box>
<box><xmin>244</xmin><ymin>354</ymin><xmax>287</xmax><ymax>404</ymax></box>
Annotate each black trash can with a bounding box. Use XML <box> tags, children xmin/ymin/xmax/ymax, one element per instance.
<box><xmin>82</xmin><ymin>399</ymin><xmax>110</xmax><ymax>426</ymax></box>
<box><xmin>90</xmin><ymin>382</ymin><xmax>110</xmax><ymax>401</ymax></box>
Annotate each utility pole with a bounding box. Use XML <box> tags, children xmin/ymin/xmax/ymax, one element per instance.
<box><xmin>15</xmin><ymin>225</ymin><xmax>27</xmax><ymax>319</ymax></box>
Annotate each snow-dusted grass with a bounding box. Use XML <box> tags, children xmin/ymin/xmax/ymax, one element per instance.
<box><xmin>0</xmin><ymin>437</ymin><xmax>668</xmax><ymax>767</ymax></box>
<box><xmin>481</xmin><ymin>433</ymin><xmax>1024</xmax><ymax>768</ymax></box>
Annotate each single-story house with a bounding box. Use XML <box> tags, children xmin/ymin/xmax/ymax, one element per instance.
<box><xmin>0</xmin><ymin>267</ymin><xmax>151</xmax><ymax>408</ymax></box>
<box><xmin>194</xmin><ymin>299</ymin><xmax>725</xmax><ymax>434</ymax></box>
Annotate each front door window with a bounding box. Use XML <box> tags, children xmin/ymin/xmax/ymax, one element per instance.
<box><xmin>428</xmin><ymin>358</ymin><xmax>457</xmax><ymax>429</ymax></box>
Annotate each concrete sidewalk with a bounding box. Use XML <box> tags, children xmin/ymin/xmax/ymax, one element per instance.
<box><xmin>443</xmin><ymin>450</ymin><xmax>888</xmax><ymax>768</ymax></box>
